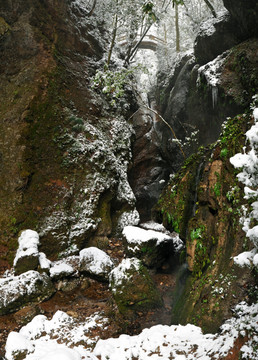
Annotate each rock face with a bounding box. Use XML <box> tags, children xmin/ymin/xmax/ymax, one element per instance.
<box><xmin>155</xmin><ymin>111</ymin><xmax>256</xmax><ymax>333</ymax></box>
<box><xmin>195</xmin><ymin>0</ymin><xmax>258</xmax><ymax>65</ymax></box>
<box><xmin>0</xmin><ymin>0</ymin><xmax>137</xmax><ymax>268</ymax></box>
<box><xmin>109</xmin><ymin>258</ymin><xmax>163</xmax><ymax>315</ymax></box>
<box><xmin>154</xmin><ymin>0</ymin><xmax>258</xmax><ymax>181</ymax></box>
<box><xmin>128</xmin><ymin>109</ymin><xmax>170</xmax><ymax>221</ymax></box>
<box><xmin>223</xmin><ymin>0</ymin><xmax>258</xmax><ymax>40</ymax></box>
<box><xmin>0</xmin><ymin>270</ymin><xmax>55</xmax><ymax>315</ymax></box>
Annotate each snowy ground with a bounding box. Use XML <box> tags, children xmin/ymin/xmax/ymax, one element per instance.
<box><xmin>4</xmin><ymin>302</ymin><xmax>258</xmax><ymax>360</ymax></box>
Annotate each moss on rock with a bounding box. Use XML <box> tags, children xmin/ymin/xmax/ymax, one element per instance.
<box><xmin>156</xmin><ymin>111</ymin><xmax>256</xmax><ymax>333</ymax></box>
<box><xmin>109</xmin><ymin>258</ymin><xmax>163</xmax><ymax>315</ymax></box>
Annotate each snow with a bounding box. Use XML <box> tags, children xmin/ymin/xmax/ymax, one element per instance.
<box><xmin>5</xmin><ymin>332</ymin><xmax>34</xmax><ymax>360</ymax></box>
<box><xmin>0</xmin><ymin>271</ymin><xmax>47</xmax><ymax>304</ymax></box>
<box><xmin>230</xmin><ymin>107</ymin><xmax>258</xmax><ymax>266</ymax></box>
<box><xmin>197</xmin><ymin>50</ymin><xmax>229</xmax><ymax>88</ymax></box>
<box><xmin>233</xmin><ymin>249</ymin><xmax>257</xmax><ymax>267</ymax></box>
<box><xmin>109</xmin><ymin>257</ymin><xmax>140</xmax><ymax>289</ymax></box>
<box><xmin>123</xmin><ymin>225</ymin><xmax>173</xmax><ymax>246</ymax></box>
<box><xmin>38</xmin><ymin>348</ymin><xmax>82</xmax><ymax>360</ymax></box>
<box><xmin>6</xmin><ymin>300</ymin><xmax>257</xmax><ymax>360</ymax></box>
<box><xmin>197</xmin><ymin>10</ymin><xmax>229</xmax><ymax>37</ymax></box>
<box><xmin>117</xmin><ymin>209</ymin><xmax>140</xmax><ymax>232</ymax></box>
<box><xmin>38</xmin><ymin>252</ymin><xmax>52</xmax><ymax>270</ymax></box>
<box><xmin>0</xmin><ymin>271</ymin><xmax>53</xmax><ymax>315</ymax></box>
<box><xmin>94</xmin><ymin>302</ymin><xmax>258</xmax><ymax>360</ymax></box>
<box><xmin>50</xmin><ymin>263</ymin><xmax>75</xmax><ymax>278</ymax></box>
<box><xmin>140</xmin><ymin>221</ymin><xmax>169</xmax><ymax>233</ymax></box>
<box><xmin>5</xmin><ymin>310</ymin><xmax>108</xmax><ymax>360</ymax></box>
<box><xmin>13</xmin><ymin>230</ymin><xmax>40</xmax><ymax>266</ymax></box>
<box><xmin>140</xmin><ymin>221</ymin><xmax>184</xmax><ymax>252</ymax></box>
<box><xmin>79</xmin><ymin>247</ymin><xmax>114</xmax><ymax>277</ymax></box>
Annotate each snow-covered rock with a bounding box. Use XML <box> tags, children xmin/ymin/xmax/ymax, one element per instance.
<box><xmin>109</xmin><ymin>258</ymin><xmax>163</xmax><ymax>314</ymax></box>
<box><xmin>50</xmin><ymin>263</ymin><xmax>75</xmax><ymax>280</ymax></box>
<box><xmin>13</xmin><ymin>230</ymin><xmax>40</xmax><ymax>275</ymax></box>
<box><xmin>122</xmin><ymin>225</ymin><xmax>180</xmax><ymax>268</ymax></box>
<box><xmin>0</xmin><ymin>270</ymin><xmax>55</xmax><ymax>315</ymax></box>
<box><xmin>49</xmin><ymin>256</ymin><xmax>79</xmax><ymax>280</ymax></box>
<box><xmin>79</xmin><ymin>247</ymin><xmax>114</xmax><ymax>281</ymax></box>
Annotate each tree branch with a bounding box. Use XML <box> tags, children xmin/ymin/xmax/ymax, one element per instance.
<box><xmin>203</xmin><ymin>0</ymin><xmax>217</xmax><ymax>18</ymax></box>
<box><xmin>130</xmin><ymin>105</ymin><xmax>186</xmax><ymax>158</ymax></box>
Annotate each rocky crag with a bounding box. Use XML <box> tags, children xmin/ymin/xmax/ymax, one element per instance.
<box><xmin>0</xmin><ymin>0</ymin><xmax>140</xmax><ymax>271</ymax></box>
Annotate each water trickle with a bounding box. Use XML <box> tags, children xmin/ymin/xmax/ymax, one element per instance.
<box><xmin>212</xmin><ymin>86</ymin><xmax>218</xmax><ymax>108</ymax></box>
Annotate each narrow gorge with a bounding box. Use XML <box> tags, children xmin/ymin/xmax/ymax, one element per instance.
<box><xmin>0</xmin><ymin>0</ymin><xmax>257</xmax><ymax>359</ymax></box>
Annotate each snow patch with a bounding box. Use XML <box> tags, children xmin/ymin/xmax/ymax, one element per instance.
<box><xmin>231</xmin><ymin>107</ymin><xmax>258</xmax><ymax>266</ymax></box>
<box><xmin>50</xmin><ymin>263</ymin><xmax>75</xmax><ymax>279</ymax></box>
<box><xmin>13</xmin><ymin>230</ymin><xmax>40</xmax><ymax>267</ymax></box>
<box><xmin>197</xmin><ymin>50</ymin><xmax>229</xmax><ymax>88</ymax></box>
<box><xmin>4</xmin><ymin>301</ymin><xmax>258</xmax><ymax>360</ymax></box>
<box><xmin>5</xmin><ymin>310</ymin><xmax>108</xmax><ymax>360</ymax></box>
<box><xmin>233</xmin><ymin>249</ymin><xmax>257</xmax><ymax>268</ymax></box>
<box><xmin>123</xmin><ymin>225</ymin><xmax>173</xmax><ymax>246</ymax></box>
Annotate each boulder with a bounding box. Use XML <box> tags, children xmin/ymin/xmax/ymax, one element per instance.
<box><xmin>13</xmin><ymin>230</ymin><xmax>40</xmax><ymax>275</ymax></box>
<box><xmin>79</xmin><ymin>247</ymin><xmax>114</xmax><ymax>282</ymax></box>
<box><xmin>0</xmin><ymin>270</ymin><xmax>55</xmax><ymax>315</ymax></box>
<box><xmin>194</xmin><ymin>11</ymin><xmax>238</xmax><ymax>65</ymax></box>
<box><xmin>109</xmin><ymin>258</ymin><xmax>163</xmax><ymax>314</ymax></box>
<box><xmin>49</xmin><ymin>255</ymin><xmax>79</xmax><ymax>280</ymax></box>
<box><xmin>49</xmin><ymin>263</ymin><xmax>76</xmax><ymax>281</ymax></box>
<box><xmin>122</xmin><ymin>225</ymin><xmax>176</xmax><ymax>268</ymax></box>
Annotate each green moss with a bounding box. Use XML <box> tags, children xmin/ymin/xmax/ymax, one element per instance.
<box><xmin>154</xmin><ymin>146</ymin><xmax>209</xmax><ymax>238</ymax></box>
<box><xmin>111</xmin><ymin>263</ymin><xmax>163</xmax><ymax>315</ymax></box>
<box><xmin>220</xmin><ymin>114</ymin><xmax>246</xmax><ymax>157</ymax></box>
<box><xmin>0</xmin><ymin>17</ymin><xmax>10</xmax><ymax>37</ymax></box>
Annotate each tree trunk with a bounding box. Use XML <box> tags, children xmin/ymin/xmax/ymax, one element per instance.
<box><xmin>124</xmin><ymin>21</ymin><xmax>153</xmax><ymax>65</ymax></box>
<box><xmin>87</xmin><ymin>0</ymin><xmax>97</xmax><ymax>17</ymax></box>
<box><xmin>107</xmin><ymin>14</ymin><xmax>118</xmax><ymax>66</ymax></box>
<box><xmin>175</xmin><ymin>3</ymin><xmax>180</xmax><ymax>52</ymax></box>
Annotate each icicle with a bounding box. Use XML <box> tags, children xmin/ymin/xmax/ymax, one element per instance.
<box><xmin>212</xmin><ymin>85</ymin><xmax>218</xmax><ymax>108</ymax></box>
